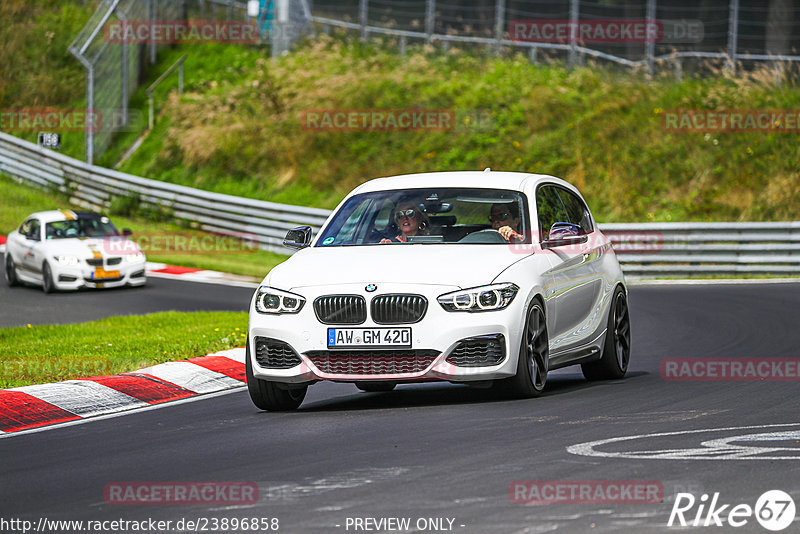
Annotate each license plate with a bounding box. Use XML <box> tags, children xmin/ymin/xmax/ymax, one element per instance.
<box><xmin>327</xmin><ymin>327</ymin><xmax>411</xmax><ymax>348</ymax></box>
<box><xmin>92</xmin><ymin>268</ymin><xmax>120</xmax><ymax>279</ymax></box>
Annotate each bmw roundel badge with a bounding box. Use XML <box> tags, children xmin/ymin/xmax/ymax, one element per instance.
<box><xmin>365</xmin><ymin>284</ymin><xmax>377</xmax><ymax>292</ymax></box>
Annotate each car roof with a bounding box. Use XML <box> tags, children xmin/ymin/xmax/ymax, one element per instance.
<box><xmin>26</xmin><ymin>210</ymin><xmax>106</xmax><ymax>224</ymax></box>
<box><xmin>351</xmin><ymin>170</ymin><xmax>578</xmax><ymax>195</ymax></box>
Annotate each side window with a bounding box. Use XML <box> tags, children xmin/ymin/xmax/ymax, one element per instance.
<box><xmin>536</xmin><ymin>185</ymin><xmax>569</xmax><ymax>242</ymax></box>
<box><xmin>19</xmin><ymin>219</ymin><xmax>32</xmax><ymax>236</ymax></box>
<box><xmin>556</xmin><ymin>188</ymin><xmax>593</xmax><ymax>234</ymax></box>
<box><xmin>27</xmin><ymin>220</ymin><xmax>41</xmax><ymax>241</ymax></box>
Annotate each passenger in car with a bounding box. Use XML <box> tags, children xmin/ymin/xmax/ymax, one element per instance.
<box><xmin>380</xmin><ymin>201</ymin><xmax>430</xmax><ymax>243</ymax></box>
<box><xmin>490</xmin><ymin>203</ymin><xmax>524</xmax><ymax>242</ymax></box>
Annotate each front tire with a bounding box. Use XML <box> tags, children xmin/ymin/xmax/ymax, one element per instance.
<box><xmin>42</xmin><ymin>262</ymin><xmax>55</xmax><ymax>294</ymax></box>
<box><xmin>5</xmin><ymin>254</ymin><xmax>19</xmax><ymax>287</ymax></box>
<box><xmin>495</xmin><ymin>300</ymin><xmax>548</xmax><ymax>398</ymax></box>
<box><xmin>581</xmin><ymin>286</ymin><xmax>630</xmax><ymax>380</ymax></box>
<box><xmin>245</xmin><ymin>342</ymin><xmax>307</xmax><ymax>411</ymax></box>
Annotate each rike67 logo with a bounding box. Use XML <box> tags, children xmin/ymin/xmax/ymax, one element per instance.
<box><xmin>668</xmin><ymin>490</ymin><xmax>796</xmax><ymax>531</ymax></box>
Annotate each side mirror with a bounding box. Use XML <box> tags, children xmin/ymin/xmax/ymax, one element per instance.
<box><xmin>543</xmin><ymin>222</ymin><xmax>586</xmax><ymax>248</ymax></box>
<box><xmin>283</xmin><ymin>226</ymin><xmax>312</xmax><ymax>250</ymax></box>
<box><xmin>122</xmin><ymin>228</ymin><xmax>133</xmax><ymax>236</ymax></box>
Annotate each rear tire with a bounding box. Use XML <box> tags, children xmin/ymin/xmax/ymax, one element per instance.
<box><xmin>581</xmin><ymin>286</ymin><xmax>630</xmax><ymax>380</ymax></box>
<box><xmin>495</xmin><ymin>300</ymin><xmax>548</xmax><ymax>398</ymax></box>
<box><xmin>5</xmin><ymin>254</ymin><xmax>19</xmax><ymax>287</ymax></box>
<box><xmin>356</xmin><ymin>382</ymin><xmax>396</xmax><ymax>392</ymax></box>
<box><xmin>42</xmin><ymin>262</ymin><xmax>55</xmax><ymax>294</ymax></box>
<box><xmin>246</xmin><ymin>342</ymin><xmax>307</xmax><ymax>411</ymax></box>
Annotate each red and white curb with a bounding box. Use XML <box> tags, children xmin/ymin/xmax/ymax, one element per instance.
<box><xmin>145</xmin><ymin>262</ymin><xmax>259</xmax><ymax>288</ymax></box>
<box><xmin>0</xmin><ymin>234</ymin><xmax>6</xmax><ymax>253</ymax></box>
<box><xmin>0</xmin><ymin>347</ymin><xmax>246</xmax><ymax>436</ymax></box>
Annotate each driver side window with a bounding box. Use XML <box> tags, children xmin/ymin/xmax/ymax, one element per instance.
<box><xmin>26</xmin><ymin>220</ymin><xmax>41</xmax><ymax>241</ymax></box>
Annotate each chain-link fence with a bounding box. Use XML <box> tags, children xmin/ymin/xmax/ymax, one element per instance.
<box><xmin>69</xmin><ymin>1</ymin><xmax>799</xmax><ymax>165</ymax></box>
<box><xmin>69</xmin><ymin>0</ymin><xmax>253</xmax><ymax>165</ymax></box>
<box><xmin>311</xmin><ymin>0</ymin><xmax>800</xmax><ymax>72</ymax></box>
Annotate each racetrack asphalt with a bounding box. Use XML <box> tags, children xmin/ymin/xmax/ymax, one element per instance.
<box><xmin>1</xmin><ymin>282</ymin><xmax>799</xmax><ymax>533</ymax></box>
<box><xmin>0</xmin><ymin>253</ymin><xmax>255</xmax><ymax>327</ymax></box>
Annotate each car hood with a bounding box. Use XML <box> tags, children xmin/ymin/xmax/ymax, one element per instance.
<box><xmin>267</xmin><ymin>245</ymin><xmax>530</xmax><ymax>290</ymax></box>
<box><xmin>43</xmin><ymin>237</ymin><xmax>141</xmax><ymax>257</ymax></box>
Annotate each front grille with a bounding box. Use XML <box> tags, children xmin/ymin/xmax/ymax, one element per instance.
<box><xmin>106</xmin><ymin>257</ymin><xmax>122</xmax><ymax>266</ymax></box>
<box><xmin>86</xmin><ymin>258</ymin><xmax>103</xmax><ymax>267</ymax></box>
<box><xmin>85</xmin><ymin>276</ymin><xmax>124</xmax><ymax>283</ymax></box>
<box><xmin>305</xmin><ymin>350</ymin><xmax>439</xmax><ymax>375</ymax></box>
<box><xmin>314</xmin><ymin>295</ymin><xmax>367</xmax><ymax>324</ymax></box>
<box><xmin>446</xmin><ymin>334</ymin><xmax>506</xmax><ymax>367</ymax></box>
<box><xmin>371</xmin><ymin>294</ymin><xmax>428</xmax><ymax>324</ymax></box>
<box><xmin>255</xmin><ymin>337</ymin><xmax>302</xmax><ymax>369</ymax></box>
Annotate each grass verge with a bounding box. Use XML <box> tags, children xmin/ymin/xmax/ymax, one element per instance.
<box><xmin>0</xmin><ymin>311</ymin><xmax>248</xmax><ymax>388</ymax></box>
<box><xmin>113</xmin><ymin>37</ymin><xmax>800</xmax><ymax>223</ymax></box>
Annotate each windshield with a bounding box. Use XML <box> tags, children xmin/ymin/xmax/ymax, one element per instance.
<box><xmin>45</xmin><ymin>218</ymin><xmax>119</xmax><ymax>240</ymax></box>
<box><xmin>316</xmin><ymin>188</ymin><xmax>529</xmax><ymax>247</ymax></box>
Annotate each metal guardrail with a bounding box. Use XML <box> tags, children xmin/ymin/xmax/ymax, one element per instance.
<box><xmin>0</xmin><ymin>132</ymin><xmax>331</xmax><ymax>254</ymax></box>
<box><xmin>1</xmin><ymin>131</ymin><xmax>798</xmax><ymax>278</ymax></box>
<box><xmin>602</xmin><ymin>223</ymin><xmax>800</xmax><ymax>277</ymax></box>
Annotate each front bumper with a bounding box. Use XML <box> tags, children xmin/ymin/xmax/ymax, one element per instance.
<box><xmin>248</xmin><ymin>283</ymin><xmax>527</xmax><ymax>384</ymax></box>
<box><xmin>51</xmin><ymin>259</ymin><xmax>147</xmax><ymax>290</ymax></box>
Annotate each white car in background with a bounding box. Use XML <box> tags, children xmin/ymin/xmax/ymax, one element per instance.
<box><xmin>4</xmin><ymin>210</ymin><xmax>147</xmax><ymax>293</ymax></box>
<box><xmin>247</xmin><ymin>171</ymin><xmax>631</xmax><ymax>411</ymax></box>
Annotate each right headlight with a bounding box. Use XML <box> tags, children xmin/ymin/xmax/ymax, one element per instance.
<box><xmin>437</xmin><ymin>283</ymin><xmax>519</xmax><ymax>312</ymax></box>
<box><xmin>254</xmin><ymin>286</ymin><xmax>305</xmax><ymax>314</ymax></box>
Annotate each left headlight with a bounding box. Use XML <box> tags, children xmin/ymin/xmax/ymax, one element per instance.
<box><xmin>54</xmin><ymin>256</ymin><xmax>80</xmax><ymax>266</ymax></box>
<box><xmin>438</xmin><ymin>283</ymin><xmax>519</xmax><ymax>312</ymax></box>
<box><xmin>125</xmin><ymin>252</ymin><xmax>145</xmax><ymax>262</ymax></box>
<box><xmin>255</xmin><ymin>286</ymin><xmax>306</xmax><ymax>314</ymax></box>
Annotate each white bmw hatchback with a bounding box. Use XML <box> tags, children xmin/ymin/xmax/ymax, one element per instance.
<box><xmin>247</xmin><ymin>171</ymin><xmax>630</xmax><ymax>410</ymax></box>
<box><xmin>4</xmin><ymin>210</ymin><xmax>147</xmax><ymax>293</ymax></box>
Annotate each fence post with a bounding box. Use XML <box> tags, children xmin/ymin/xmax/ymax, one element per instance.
<box><xmin>359</xmin><ymin>0</ymin><xmax>368</xmax><ymax>41</ymax></box>
<box><xmin>645</xmin><ymin>0</ymin><xmax>656</xmax><ymax>77</ymax></box>
<box><xmin>493</xmin><ymin>0</ymin><xmax>506</xmax><ymax>55</ymax></box>
<box><xmin>727</xmin><ymin>0</ymin><xmax>739</xmax><ymax>74</ymax></box>
<box><xmin>87</xmin><ymin>64</ymin><xmax>95</xmax><ymax>165</ymax></box>
<box><xmin>529</xmin><ymin>46</ymin><xmax>538</xmax><ymax>63</ymax></box>
<box><xmin>400</xmin><ymin>35</ymin><xmax>407</xmax><ymax>55</ymax></box>
<box><xmin>425</xmin><ymin>0</ymin><xmax>435</xmax><ymax>43</ymax></box>
<box><xmin>568</xmin><ymin>0</ymin><xmax>578</xmax><ymax>67</ymax></box>
<box><xmin>673</xmin><ymin>55</ymin><xmax>683</xmax><ymax>80</ymax></box>
<box><xmin>272</xmin><ymin>0</ymin><xmax>289</xmax><ymax>58</ymax></box>
<box><xmin>150</xmin><ymin>0</ymin><xmax>157</xmax><ymax>65</ymax></box>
